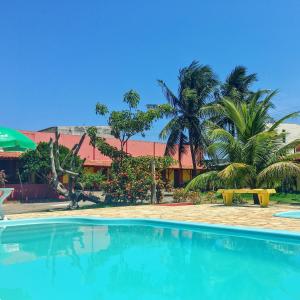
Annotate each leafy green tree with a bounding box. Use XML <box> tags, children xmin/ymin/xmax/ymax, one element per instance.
<box><xmin>158</xmin><ymin>61</ymin><xmax>219</xmax><ymax>176</ymax></box>
<box><xmin>95</xmin><ymin>103</ymin><xmax>109</xmax><ymax>115</ymax></box>
<box><xmin>186</xmin><ymin>93</ymin><xmax>300</xmax><ymax>204</ymax></box>
<box><xmin>88</xmin><ymin>91</ymin><xmax>174</xmax><ymax>203</ymax></box>
<box><xmin>19</xmin><ymin>142</ymin><xmax>83</xmax><ymax>184</ymax></box>
<box><xmin>95</xmin><ymin>90</ymin><xmax>172</xmax><ymax>153</ymax></box>
<box><xmin>123</xmin><ymin>89</ymin><xmax>140</xmax><ymax>109</ymax></box>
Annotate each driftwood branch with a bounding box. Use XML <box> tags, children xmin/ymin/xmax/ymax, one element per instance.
<box><xmin>60</xmin><ymin>143</ymin><xmax>77</xmax><ymax>169</ymax></box>
<box><xmin>49</xmin><ymin>138</ymin><xmax>69</xmax><ymax>197</ymax></box>
<box><xmin>49</xmin><ymin>133</ymin><xmax>100</xmax><ymax>209</ymax></box>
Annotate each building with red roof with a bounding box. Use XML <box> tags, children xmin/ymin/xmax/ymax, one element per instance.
<box><xmin>0</xmin><ymin>128</ymin><xmax>203</xmax><ymax>200</ymax></box>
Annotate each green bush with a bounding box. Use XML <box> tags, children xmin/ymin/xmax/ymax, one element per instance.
<box><xmin>173</xmin><ymin>188</ymin><xmax>186</xmax><ymax>203</ymax></box>
<box><xmin>79</xmin><ymin>172</ymin><xmax>105</xmax><ymax>190</ymax></box>
<box><xmin>173</xmin><ymin>188</ymin><xmax>201</xmax><ymax>204</ymax></box>
<box><xmin>102</xmin><ymin>156</ymin><xmax>174</xmax><ymax>204</ymax></box>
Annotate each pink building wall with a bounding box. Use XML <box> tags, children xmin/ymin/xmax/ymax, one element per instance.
<box><xmin>5</xmin><ymin>184</ymin><xmax>60</xmax><ymax>202</ymax></box>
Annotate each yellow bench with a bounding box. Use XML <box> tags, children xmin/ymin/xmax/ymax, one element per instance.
<box><xmin>217</xmin><ymin>189</ymin><xmax>276</xmax><ymax>208</ymax></box>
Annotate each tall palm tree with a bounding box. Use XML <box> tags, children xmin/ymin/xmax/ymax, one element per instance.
<box><xmin>186</xmin><ymin>92</ymin><xmax>300</xmax><ymax>204</ymax></box>
<box><xmin>158</xmin><ymin>61</ymin><xmax>218</xmax><ymax>176</ymax></box>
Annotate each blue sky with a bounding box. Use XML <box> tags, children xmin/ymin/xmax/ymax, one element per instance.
<box><xmin>1</xmin><ymin>0</ymin><xmax>300</xmax><ymax>141</ymax></box>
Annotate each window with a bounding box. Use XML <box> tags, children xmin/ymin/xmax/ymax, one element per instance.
<box><xmin>282</xmin><ymin>129</ymin><xmax>286</xmax><ymax>143</ymax></box>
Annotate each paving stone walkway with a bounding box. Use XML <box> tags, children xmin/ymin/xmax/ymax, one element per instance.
<box><xmin>7</xmin><ymin>203</ymin><xmax>300</xmax><ymax>232</ymax></box>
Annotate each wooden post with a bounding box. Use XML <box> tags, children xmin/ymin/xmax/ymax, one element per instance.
<box><xmin>151</xmin><ymin>160</ymin><xmax>157</xmax><ymax>204</ymax></box>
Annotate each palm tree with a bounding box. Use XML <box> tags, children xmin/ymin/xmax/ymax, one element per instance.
<box><xmin>186</xmin><ymin>92</ymin><xmax>300</xmax><ymax>204</ymax></box>
<box><xmin>158</xmin><ymin>61</ymin><xmax>219</xmax><ymax>176</ymax></box>
<box><xmin>215</xmin><ymin>66</ymin><xmax>258</xmax><ymax>134</ymax></box>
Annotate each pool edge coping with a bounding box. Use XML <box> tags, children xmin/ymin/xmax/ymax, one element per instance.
<box><xmin>1</xmin><ymin>216</ymin><xmax>300</xmax><ymax>240</ymax></box>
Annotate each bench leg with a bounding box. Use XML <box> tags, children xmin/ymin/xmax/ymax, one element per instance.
<box><xmin>258</xmin><ymin>193</ymin><xmax>270</xmax><ymax>208</ymax></box>
<box><xmin>222</xmin><ymin>192</ymin><xmax>233</xmax><ymax>206</ymax></box>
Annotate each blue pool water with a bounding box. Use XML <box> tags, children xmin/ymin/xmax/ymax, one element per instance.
<box><xmin>0</xmin><ymin>218</ymin><xmax>300</xmax><ymax>300</ymax></box>
<box><xmin>274</xmin><ymin>210</ymin><xmax>300</xmax><ymax>219</ymax></box>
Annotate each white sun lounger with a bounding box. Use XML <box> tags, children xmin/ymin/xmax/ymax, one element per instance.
<box><xmin>0</xmin><ymin>188</ymin><xmax>14</xmax><ymax>220</ymax></box>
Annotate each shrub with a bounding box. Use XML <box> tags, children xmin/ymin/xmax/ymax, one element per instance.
<box><xmin>204</xmin><ymin>191</ymin><xmax>217</xmax><ymax>203</ymax></box>
<box><xmin>188</xmin><ymin>191</ymin><xmax>202</xmax><ymax>204</ymax></box>
<box><xmin>79</xmin><ymin>172</ymin><xmax>105</xmax><ymax>190</ymax></box>
<box><xmin>101</xmin><ymin>166</ymin><xmax>152</xmax><ymax>204</ymax></box>
<box><xmin>102</xmin><ymin>156</ymin><xmax>174</xmax><ymax>204</ymax></box>
<box><xmin>173</xmin><ymin>188</ymin><xmax>187</xmax><ymax>203</ymax></box>
<box><xmin>173</xmin><ymin>188</ymin><xmax>201</xmax><ymax>204</ymax></box>
<box><xmin>88</xmin><ymin>129</ymin><xmax>175</xmax><ymax>204</ymax></box>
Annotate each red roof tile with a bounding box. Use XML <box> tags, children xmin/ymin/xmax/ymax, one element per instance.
<box><xmin>0</xmin><ymin>152</ymin><xmax>22</xmax><ymax>159</ymax></box>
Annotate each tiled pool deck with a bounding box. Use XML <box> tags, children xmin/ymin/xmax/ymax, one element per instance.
<box><xmin>7</xmin><ymin>204</ymin><xmax>300</xmax><ymax>232</ymax></box>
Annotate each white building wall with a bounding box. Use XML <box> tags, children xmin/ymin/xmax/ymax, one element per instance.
<box><xmin>269</xmin><ymin>123</ymin><xmax>300</xmax><ymax>152</ymax></box>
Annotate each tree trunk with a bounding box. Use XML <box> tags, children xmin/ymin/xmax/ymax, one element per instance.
<box><xmin>189</xmin><ymin>139</ymin><xmax>197</xmax><ymax>178</ymax></box>
<box><xmin>150</xmin><ymin>160</ymin><xmax>157</xmax><ymax>204</ymax></box>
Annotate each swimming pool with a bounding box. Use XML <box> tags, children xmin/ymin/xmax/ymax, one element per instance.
<box><xmin>274</xmin><ymin>210</ymin><xmax>300</xmax><ymax>219</ymax></box>
<box><xmin>0</xmin><ymin>217</ymin><xmax>299</xmax><ymax>300</ymax></box>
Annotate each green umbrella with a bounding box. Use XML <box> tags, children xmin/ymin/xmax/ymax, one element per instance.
<box><xmin>0</xmin><ymin>127</ymin><xmax>36</xmax><ymax>152</ymax></box>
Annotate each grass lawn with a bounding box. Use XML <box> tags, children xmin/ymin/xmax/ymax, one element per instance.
<box><xmin>270</xmin><ymin>193</ymin><xmax>300</xmax><ymax>204</ymax></box>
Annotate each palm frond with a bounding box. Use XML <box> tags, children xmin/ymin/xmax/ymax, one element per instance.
<box><xmin>157</xmin><ymin>80</ymin><xmax>179</xmax><ymax>107</ymax></box>
<box><xmin>260</xmin><ymin>89</ymin><xmax>277</xmax><ymax>108</ymax></box>
<box><xmin>185</xmin><ymin>171</ymin><xmax>223</xmax><ymax>191</ymax></box>
<box><xmin>209</xmin><ymin>128</ymin><xmax>235</xmax><ymax>143</ymax></box>
<box><xmin>207</xmin><ymin>142</ymin><xmax>230</xmax><ymax>160</ymax></box>
<box><xmin>159</xmin><ymin>118</ymin><xmax>179</xmax><ymax>140</ymax></box>
<box><xmin>247</xmin><ymin>89</ymin><xmax>271</xmax><ymax>105</ymax></box>
<box><xmin>244</xmin><ymin>131</ymin><xmax>278</xmax><ymax>167</ymax></box>
<box><xmin>198</xmin><ymin>104</ymin><xmax>224</xmax><ymax>119</ymax></box>
<box><xmin>278</xmin><ymin>153</ymin><xmax>300</xmax><ymax>161</ymax></box>
<box><xmin>257</xmin><ymin>161</ymin><xmax>300</xmax><ymax>185</ymax></box>
<box><xmin>218</xmin><ymin>163</ymin><xmax>255</xmax><ymax>187</ymax></box>
<box><xmin>222</xmin><ymin>98</ymin><xmax>246</xmax><ymax>134</ymax></box>
<box><xmin>160</xmin><ymin>118</ymin><xmax>188</xmax><ymax>158</ymax></box>
<box><xmin>268</xmin><ymin>112</ymin><xmax>300</xmax><ymax>131</ymax></box>
<box><xmin>218</xmin><ymin>163</ymin><xmax>254</xmax><ymax>178</ymax></box>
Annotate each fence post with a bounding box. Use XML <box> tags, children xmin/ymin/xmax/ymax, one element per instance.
<box><xmin>151</xmin><ymin>160</ymin><xmax>157</xmax><ymax>204</ymax></box>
